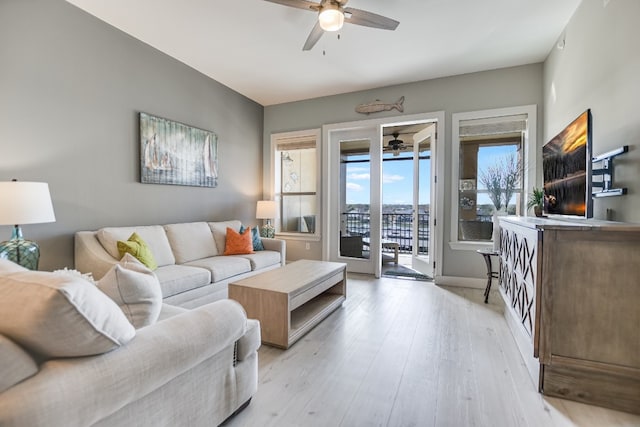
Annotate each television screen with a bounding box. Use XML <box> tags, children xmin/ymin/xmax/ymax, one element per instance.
<box><xmin>542</xmin><ymin>110</ymin><xmax>593</xmax><ymax>218</ymax></box>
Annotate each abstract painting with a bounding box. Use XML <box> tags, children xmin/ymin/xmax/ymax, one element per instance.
<box><xmin>140</xmin><ymin>112</ymin><xmax>218</xmax><ymax>187</ymax></box>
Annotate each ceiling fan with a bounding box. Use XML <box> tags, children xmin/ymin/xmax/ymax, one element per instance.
<box><xmin>385</xmin><ymin>132</ymin><xmax>408</xmax><ymax>156</ymax></box>
<box><xmin>263</xmin><ymin>0</ymin><xmax>400</xmax><ymax>51</ymax></box>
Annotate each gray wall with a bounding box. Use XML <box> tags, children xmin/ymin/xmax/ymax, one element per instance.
<box><xmin>264</xmin><ymin>64</ymin><xmax>544</xmax><ymax>277</ymax></box>
<box><xmin>0</xmin><ymin>0</ymin><xmax>264</xmax><ymax>270</ymax></box>
<box><xmin>544</xmin><ymin>0</ymin><xmax>640</xmax><ymax>223</ymax></box>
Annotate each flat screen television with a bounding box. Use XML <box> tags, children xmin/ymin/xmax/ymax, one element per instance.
<box><xmin>542</xmin><ymin>109</ymin><xmax>593</xmax><ymax>218</ymax></box>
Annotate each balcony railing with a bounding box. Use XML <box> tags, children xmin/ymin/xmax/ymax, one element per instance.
<box><xmin>342</xmin><ymin>212</ymin><xmax>430</xmax><ymax>255</ymax></box>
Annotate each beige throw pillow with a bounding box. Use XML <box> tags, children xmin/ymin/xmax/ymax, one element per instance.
<box><xmin>96</xmin><ymin>225</ymin><xmax>175</xmax><ymax>266</ymax></box>
<box><xmin>0</xmin><ymin>271</ymin><xmax>135</xmax><ymax>358</ymax></box>
<box><xmin>98</xmin><ymin>253</ymin><xmax>162</xmax><ymax>329</ymax></box>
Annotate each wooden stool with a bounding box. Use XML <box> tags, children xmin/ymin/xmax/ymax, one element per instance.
<box><xmin>477</xmin><ymin>249</ymin><xmax>499</xmax><ymax>303</ymax></box>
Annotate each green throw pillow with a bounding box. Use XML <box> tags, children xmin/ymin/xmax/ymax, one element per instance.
<box><xmin>240</xmin><ymin>225</ymin><xmax>264</xmax><ymax>251</ymax></box>
<box><xmin>117</xmin><ymin>232</ymin><xmax>158</xmax><ymax>270</ymax></box>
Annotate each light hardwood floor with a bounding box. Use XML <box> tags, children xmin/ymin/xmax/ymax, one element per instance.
<box><xmin>227</xmin><ymin>274</ymin><xmax>640</xmax><ymax>427</ymax></box>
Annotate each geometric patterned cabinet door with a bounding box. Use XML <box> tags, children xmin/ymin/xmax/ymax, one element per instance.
<box><xmin>498</xmin><ymin>223</ymin><xmax>540</xmax><ymax>339</ymax></box>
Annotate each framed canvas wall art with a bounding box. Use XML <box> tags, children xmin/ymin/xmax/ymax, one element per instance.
<box><xmin>140</xmin><ymin>112</ymin><xmax>218</xmax><ymax>187</ymax></box>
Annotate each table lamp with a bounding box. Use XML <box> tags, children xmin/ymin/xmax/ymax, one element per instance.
<box><xmin>256</xmin><ymin>200</ymin><xmax>277</xmax><ymax>238</ymax></box>
<box><xmin>0</xmin><ymin>180</ymin><xmax>56</xmax><ymax>270</ymax></box>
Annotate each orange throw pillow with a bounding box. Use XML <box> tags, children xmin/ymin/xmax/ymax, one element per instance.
<box><xmin>224</xmin><ymin>227</ymin><xmax>254</xmax><ymax>255</ymax></box>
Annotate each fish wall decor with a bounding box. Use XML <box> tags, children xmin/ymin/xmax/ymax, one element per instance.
<box><xmin>355</xmin><ymin>96</ymin><xmax>404</xmax><ymax>115</ymax></box>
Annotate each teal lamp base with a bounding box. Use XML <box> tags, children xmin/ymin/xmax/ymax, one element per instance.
<box><xmin>0</xmin><ymin>226</ymin><xmax>40</xmax><ymax>270</ymax></box>
<box><xmin>260</xmin><ymin>222</ymin><xmax>275</xmax><ymax>239</ymax></box>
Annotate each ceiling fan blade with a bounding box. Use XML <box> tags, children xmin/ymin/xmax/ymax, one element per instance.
<box><xmin>344</xmin><ymin>7</ymin><xmax>399</xmax><ymax>30</ymax></box>
<box><xmin>263</xmin><ymin>0</ymin><xmax>320</xmax><ymax>12</ymax></box>
<box><xmin>303</xmin><ymin>21</ymin><xmax>324</xmax><ymax>51</ymax></box>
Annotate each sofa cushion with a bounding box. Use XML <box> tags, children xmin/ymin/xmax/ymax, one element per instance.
<box><xmin>233</xmin><ymin>250</ymin><xmax>282</xmax><ymax>271</ymax></box>
<box><xmin>185</xmin><ymin>256</ymin><xmax>251</xmax><ymax>283</ymax></box>
<box><xmin>224</xmin><ymin>227</ymin><xmax>254</xmax><ymax>256</ymax></box>
<box><xmin>153</xmin><ymin>264</ymin><xmax>211</xmax><ymax>298</ymax></box>
<box><xmin>97</xmin><ymin>226</ymin><xmax>175</xmax><ymax>267</ymax></box>
<box><xmin>98</xmin><ymin>254</ymin><xmax>162</xmax><ymax>329</ymax></box>
<box><xmin>209</xmin><ymin>220</ymin><xmax>242</xmax><ymax>254</ymax></box>
<box><xmin>0</xmin><ymin>334</ymin><xmax>38</xmax><ymax>393</ymax></box>
<box><xmin>157</xmin><ymin>303</ymin><xmax>189</xmax><ymax>322</ymax></box>
<box><xmin>117</xmin><ymin>232</ymin><xmax>158</xmax><ymax>270</ymax></box>
<box><xmin>164</xmin><ymin>222</ymin><xmax>218</xmax><ymax>264</ymax></box>
<box><xmin>0</xmin><ymin>259</ymin><xmax>28</xmax><ymax>274</ymax></box>
<box><xmin>0</xmin><ymin>271</ymin><xmax>135</xmax><ymax>358</ymax></box>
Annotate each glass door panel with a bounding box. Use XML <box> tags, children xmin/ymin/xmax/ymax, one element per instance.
<box><xmin>327</xmin><ymin>126</ymin><xmax>380</xmax><ymax>276</ymax></box>
<box><xmin>340</xmin><ymin>139</ymin><xmax>370</xmax><ymax>260</ymax></box>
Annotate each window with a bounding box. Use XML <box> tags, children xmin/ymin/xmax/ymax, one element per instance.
<box><xmin>451</xmin><ymin>106</ymin><xmax>536</xmax><ymax>248</ymax></box>
<box><xmin>271</xmin><ymin>129</ymin><xmax>320</xmax><ymax>238</ymax></box>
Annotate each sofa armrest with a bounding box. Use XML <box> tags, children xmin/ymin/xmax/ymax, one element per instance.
<box><xmin>0</xmin><ymin>300</ymin><xmax>249</xmax><ymax>427</ymax></box>
<box><xmin>236</xmin><ymin>318</ymin><xmax>260</xmax><ymax>361</ymax></box>
<box><xmin>74</xmin><ymin>231</ymin><xmax>119</xmax><ymax>280</ymax></box>
<box><xmin>261</xmin><ymin>238</ymin><xmax>286</xmax><ymax>266</ymax></box>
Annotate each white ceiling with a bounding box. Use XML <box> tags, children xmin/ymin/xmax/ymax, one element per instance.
<box><xmin>65</xmin><ymin>0</ymin><xmax>582</xmax><ymax>106</ymax></box>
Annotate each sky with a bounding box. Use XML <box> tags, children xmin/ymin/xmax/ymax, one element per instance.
<box><xmin>345</xmin><ymin>151</ymin><xmax>430</xmax><ymax>205</ymax></box>
<box><xmin>345</xmin><ymin>145</ymin><xmax>518</xmax><ymax>206</ymax></box>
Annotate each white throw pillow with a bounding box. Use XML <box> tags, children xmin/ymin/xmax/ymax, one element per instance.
<box><xmin>0</xmin><ymin>271</ymin><xmax>135</xmax><ymax>358</ymax></box>
<box><xmin>98</xmin><ymin>253</ymin><xmax>163</xmax><ymax>329</ymax></box>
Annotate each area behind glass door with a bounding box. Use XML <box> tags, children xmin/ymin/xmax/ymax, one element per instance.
<box><xmin>340</xmin><ymin>139</ymin><xmax>370</xmax><ymax>260</ymax></box>
<box><xmin>380</xmin><ymin>123</ymin><xmax>435</xmax><ymax>277</ymax></box>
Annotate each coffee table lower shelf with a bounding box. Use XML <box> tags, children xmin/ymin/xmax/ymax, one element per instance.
<box><xmin>290</xmin><ymin>293</ymin><xmax>345</xmax><ymax>344</ymax></box>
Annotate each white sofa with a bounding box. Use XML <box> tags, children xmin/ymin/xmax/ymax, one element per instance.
<box><xmin>75</xmin><ymin>220</ymin><xmax>286</xmax><ymax>308</ymax></box>
<box><xmin>0</xmin><ymin>259</ymin><xmax>261</xmax><ymax>427</ymax></box>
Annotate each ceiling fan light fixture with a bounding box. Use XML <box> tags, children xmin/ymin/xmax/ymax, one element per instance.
<box><xmin>318</xmin><ymin>4</ymin><xmax>344</xmax><ymax>32</ymax></box>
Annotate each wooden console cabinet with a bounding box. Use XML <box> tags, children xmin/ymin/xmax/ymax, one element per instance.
<box><xmin>498</xmin><ymin>217</ymin><xmax>640</xmax><ymax>414</ymax></box>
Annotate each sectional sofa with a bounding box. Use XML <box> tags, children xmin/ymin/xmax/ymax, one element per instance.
<box><xmin>0</xmin><ymin>255</ymin><xmax>261</xmax><ymax>426</ymax></box>
<box><xmin>75</xmin><ymin>220</ymin><xmax>286</xmax><ymax>308</ymax></box>
<box><xmin>0</xmin><ymin>219</ymin><xmax>282</xmax><ymax>425</ymax></box>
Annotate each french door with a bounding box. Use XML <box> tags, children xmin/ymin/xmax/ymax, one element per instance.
<box><xmin>326</xmin><ymin>126</ymin><xmax>381</xmax><ymax>276</ymax></box>
<box><xmin>323</xmin><ymin>113</ymin><xmax>443</xmax><ymax>279</ymax></box>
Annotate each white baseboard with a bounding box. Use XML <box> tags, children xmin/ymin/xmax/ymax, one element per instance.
<box><xmin>434</xmin><ymin>275</ymin><xmax>487</xmax><ymax>289</ymax></box>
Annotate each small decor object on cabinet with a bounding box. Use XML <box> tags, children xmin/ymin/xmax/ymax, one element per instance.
<box><xmin>140</xmin><ymin>112</ymin><xmax>218</xmax><ymax>188</ymax></box>
<box><xmin>0</xmin><ymin>180</ymin><xmax>56</xmax><ymax>270</ymax></box>
<box><xmin>527</xmin><ymin>187</ymin><xmax>545</xmax><ymax>217</ymax></box>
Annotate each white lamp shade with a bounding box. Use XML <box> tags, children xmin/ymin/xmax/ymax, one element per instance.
<box><xmin>319</xmin><ymin>6</ymin><xmax>344</xmax><ymax>32</ymax></box>
<box><xmin>0</xmin><ymin>181</ymin><xmax>56</xmax><ymax>225</ymax></box>
<box><xmin>256</xmin><ymin>200</ymin><xmax>278</xmax><ymax>219</ymax></box>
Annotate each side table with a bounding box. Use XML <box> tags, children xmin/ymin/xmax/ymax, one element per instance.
<box><xmin>477</xmin><ymin>249</ymin><xmax>499</xmax><ymax>303</ymax></box>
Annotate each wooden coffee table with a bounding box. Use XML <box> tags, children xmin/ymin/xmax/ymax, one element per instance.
<box><xmin>228</xmin><ymin>260</ymin><xmax>346</xmax><ymax>349</ymax></box>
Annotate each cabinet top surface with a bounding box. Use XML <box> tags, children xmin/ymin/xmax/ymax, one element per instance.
<box><xmin>499</xmin><ymin>216</ymin><xmax>640</xmax><ymax>231</ymax></box>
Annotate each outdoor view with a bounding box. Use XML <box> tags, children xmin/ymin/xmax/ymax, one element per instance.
<box><xmin>342</xmin><ymin>148</ymin><xmax>431</xmax><ymax>256</ymax></box>
<box><xmin>342</xmin><ymin>142</ymin><xmax>520</xmax><ymax>254</ymax></box>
